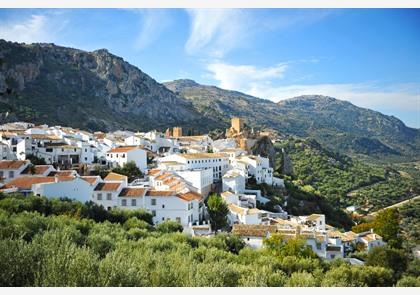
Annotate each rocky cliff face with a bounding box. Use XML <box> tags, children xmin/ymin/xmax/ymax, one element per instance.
<box><xmin>252</xmin><ymin>136</ymin><xmax>276</xmax><ymax>168</ymax></box>
<box><xmin>0</xmin><ymin>40</ymin><xmax>213</xmax><ymax>131</ymax></box>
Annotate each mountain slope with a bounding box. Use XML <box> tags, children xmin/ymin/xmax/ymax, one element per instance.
<box><xmin>0</xmin><ymin>40</ymin><xmax>215</xmax><ymax>132</ymax></box>
<box><xmin>165</xmin><ymin>79</ymin><xmax>420</xmax><ymax>161</ymax></box>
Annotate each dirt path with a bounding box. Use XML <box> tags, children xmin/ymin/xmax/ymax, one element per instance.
<box><xmin>369</xmin><ymin>195</ymin><xmax>420</xmax><ymax>216</ymax></box>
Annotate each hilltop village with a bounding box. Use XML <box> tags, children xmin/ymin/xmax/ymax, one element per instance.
<box><xmin>0</xmin><ymin>118</ymin><xmax>385</xmax><ymax>261</ymax></box>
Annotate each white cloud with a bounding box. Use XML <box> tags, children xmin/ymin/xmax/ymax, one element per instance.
<box><xmin>185</xmin><ymin>9</ymin><xmax>335</xmax><ymax>58</ymax></box>
<box><xmin>134</xmin><ymin>9</ymin><xmax>171</xmax><ymax>50</ymax></box>
<box><xmin>206</xmin><ymin>61</ymin><xmax>288</xmax><ymax>90</ymax></box>
<box><xmin>205</xmin><ymin>60</ymin><xmax>419</xmax><ymax>120</ymax></box>
<box><xmin>185</xmin><ymin>9</ymin><xmax>252</xmax><ymax>57</ymax></box>
<box><xmin>0</xmin><ymin>13</ymin><xmax>66</xmax><ymax>44</ymax></box>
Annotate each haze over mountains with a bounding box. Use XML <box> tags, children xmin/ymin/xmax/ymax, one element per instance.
<box><xmin>0</xmin><ymin>40</ymin><xmax>419</xmax><ymax>160</ymax></box>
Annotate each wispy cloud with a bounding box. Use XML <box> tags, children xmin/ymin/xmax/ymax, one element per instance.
<box><xmin>205</xmin><ymin>59</ymin><xmax>419</xmax><ymax>125</ymax></box>
<box><xmin>185</xmin><ymin>9</ymin><xmax>252</xmax><ymax>58</ymax></box>
<box><xmin>134</xmin><ymin>9</ymin><xmax>172</xmax><ymax>50</ymax></box>
<box><xmin>206</xmin><ymin>61</ymin><xmax>288</xmax><ymax>90</ymax></box>
<box><xmin>0</xmin><ymin>12</ymin><xmax>67</xmax><ymax>44</ymax></box>
<box><xmin>185</xmin><ymin>9</ymin><xmax>335</xmax><ymax>58</ymax></box>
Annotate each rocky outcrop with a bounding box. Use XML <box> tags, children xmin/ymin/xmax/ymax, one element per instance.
<box><xmin>251</xmin><ymin>136</ymin><xmax>276</xmax><ymax>168</ymax></box>
<box><xmin>0</xmin><ymin>40</ymin><xmax>215</xmax><ymax>131</ymax></box>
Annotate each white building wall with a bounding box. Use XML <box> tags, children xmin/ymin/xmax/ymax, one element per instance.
<box><xmin>32</xmin><ymin>178</ymin><xmax>93</xmax><ymax>203</ymax></box>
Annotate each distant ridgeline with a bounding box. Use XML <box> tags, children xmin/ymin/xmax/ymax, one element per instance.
<box><xmin>0</xmin><ymin>40</ymin><xmax>419</xmax><ymax>161</ymax></box>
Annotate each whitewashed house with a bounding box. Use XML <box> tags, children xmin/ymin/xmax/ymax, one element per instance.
<box><xmin>0</xmin><ymin>160</ymin><xmax>30</xmax><ymax>184</ymax></box>
<box><xmin>158</xmin><ymin>153</ymin><xmax>229</xmax><ymax>182</ymax></box>
<box><xmin>32</xmin><ymin>176</ymin><xmax>94</xmax><ymax>203</ymax></box>
<box><xmin>222</xmin><ymin>169</ymin><xmax>246</xmax><ymax>194</ymax></box>
<box><xmin>92</xmin><ymin>181</ymin><xmax>125</xmax><ymax>211</ymax></box>
<box><xmin>106</xmin><ymin>146</ymin><xmax>147</xmax><ymax>172</ymax></box>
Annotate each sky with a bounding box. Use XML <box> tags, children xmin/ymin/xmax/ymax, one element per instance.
<box><xmin>0</xmin><ymin>9</ymin><xmax>419</xmax><ymax>128</ymax></box>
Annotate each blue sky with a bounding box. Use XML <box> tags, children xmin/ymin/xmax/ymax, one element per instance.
<box><xmin>0</xmin><ymin>9</ymin><xmax>419</xmax><ymax>127</ymax></box>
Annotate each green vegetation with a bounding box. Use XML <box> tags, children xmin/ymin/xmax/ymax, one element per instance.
<box><xmin>26</xmin><ymin>154</ymin><xmax>47</xmax><ymax>165</ymax></box>
<box><xmin>111</xmin><ymin>161</ymin><xmax>143</xmax><ymax>182</ymax></box>
<box><xmin>274</xmin><ymin>138</ymin><xmax>419</xmax><ymax>213</ymax></box>
<box><xmin>0</xmin><ymin>193</ymin><xmax>417</xmax><ymax>286</ymax></box>
<box><xmin>206</xmin><ymin>193</ymin><xmax>229</xmax><ymax>230</ymax></box>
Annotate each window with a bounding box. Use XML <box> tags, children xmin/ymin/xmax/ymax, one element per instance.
<box><xmin>121</xmin><ymin>199</ymin><xmax>127</xmax><ymax>206</ymax></box>
<box><xmin>85</xmin><ymin>148</ymin><xmax>87</xmax><ymax>152</ymax></box>
<box><xmin>190</xmin><ymin>202</ymin><xmax>193</xmax><ymax>209</ymax></box>
<box><xmin>162</xmin><ymin>204</ymin><xmax>165</xmax><ymax>208</ymax></box>
<box><xmin>8</xmin><ymin>171</ymin><xmax>14</xmax><ymax>178</ymax></box>
<box><xmin>176</xmin><ymin>217</ymin><xmax>181</xmax><ymax>223</ymax></box>
<box><xmin>131</xmin><ymin>199</ymin><xmax>136</xmax><ymax>206</ymax></box>
<box><xmin>106</xmin><ymin>193</ymin><xmax>112</xmax><ymax>200</ymax></box>
<box><xmin>316</xmin><ymin>243</ymin><xmax>322</xmax><ymax>250</ymax></box>
<box><xmin>97</xmin><ymin>193</ymin><xmax>102</xmax><ymax>200</ymax></box>
<box><xmin>0</xmin><ymin>171</ymin><xmax>3</xmax><ymax>178</ymax></box>
<box><xmin>122</xmin><ymin>154</ymin><xmax>125</xmax><ymax>158</ymax></box>
<box><xmin>162</xmin><ymin>217</ymin><xmax>165</xmax><ymax>221</ymax></box>
<box><xmin>46</xmin><ymin>148</ymin><xmax>53</xmax><ymax>152</ymax></box>
<box><xmin>151</xmin><ymin>199</ymin><xmax>156</xmax><ymax>206</ymax></box>
<box><xmin>152</xmin><ymin>210</ymin><xmax>156</xmax><ymax>217</ymax></box>
<box><xmin>84</xmin><ymin>157</ymin><xmax>87</xmax><ymax>161</ymax></box>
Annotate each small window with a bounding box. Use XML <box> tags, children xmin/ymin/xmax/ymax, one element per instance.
<box><xmin>8</xmin><ymin>171</ymin><xmax>14</xmax><ymax>178</ymax></box>
<box><xmin>162</xmin><ymin>217</ymin><xmax>165</xmax><ymax>221</ymax></box>
<box><xmin>151</xmin><ymin>199</ymin><xmax>156</xmax><ymax>205</ymax></box>
<box><xmin>176</xmin><ymin>217</ymin><xmax>181</xmax><ymax>223</ymax></box>
<box><xmin>152</xmin><ymin>210</ymin><xmax>156</xmax><ymax>217</ymax></box>
<box><xmin>131</xmin><ymin>199</ymin><xmax>136</xmax><ymax>206</ymax></box>
<box><xmin>106</xmin><ymin>193</ymin><xmax>112</xmax><ymax>200</ymax></box>
<box><xmin>162</xmin><ymin>204</ymin><xmax>165</xmax><ymax>209</ymax></box>
<box><xmin>97</xmin><ymin>193</ymin><xmax>102</xmax><ymax>200</ymax></box>
<box><xmin>121</xmin><ymin>199</ymin><xmax>127</xmax><ymax>206</ymax></box>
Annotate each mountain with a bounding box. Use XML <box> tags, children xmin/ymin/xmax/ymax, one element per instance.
<box><xmin>165</xmin><ymin>79</ymin><xmax>420</xmax><ymax>161</ymax></box>
<box><xmin>0</xmin><ymin>40</ymin><xmax>216</xmax><ymax>132</ymax></box>
<box><xmin>0</xmin><ymin>40</ymin><xmax>418</xmax><ymax>161</ymax></box>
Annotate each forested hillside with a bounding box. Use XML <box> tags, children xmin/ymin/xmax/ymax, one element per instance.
<box><xmin>274</xmin><ymin>138</ymin><xmax>420</xmax><ymax>213</ymax></box>
<box><xmin>1</xmin><ymin>193</ymin><xmax>418</xmax><ymax>287</ymax></box>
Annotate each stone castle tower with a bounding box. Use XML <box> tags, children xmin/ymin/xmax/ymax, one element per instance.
<box><xmin>173</xmin><ymin>126</ymin><xmax>183</xmax><ymax>137</ymax></box>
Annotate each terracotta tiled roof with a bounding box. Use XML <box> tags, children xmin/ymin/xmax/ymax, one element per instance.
<box><xmin>48</xmin><ymin>170</ymin><xmax>75</xmax><ymax>177</ymax></box>
<box><xmin>30</xmin><ymin>134</ymin><xmax>61</xmax><ymax>140</ymax></box>
<box><xmin>104</xmin><ymin>172</ymin><xmax>127</xmax><ymax>181</ymax></box>
<box><xmin>119</xmin><ymin>187</ymin><xmax>147</xmax><ymax>197</ymax></box>
<box><xmin>177</xmin><ymin>191</ymin><xmax>203</xmax><ymax>202</ymax></box>
<box><xmin>0</xmin><ymin>160</ymin><xmax>28</xmax><ymax>170</ymax></box>
<box><xmin>148</xmin><ymin>169</ymin><xmax>161</xmax><ymax>176</ymax></box>
<box><xmin>155</xmin><ymin>172</ymin><xmax>172</xmax><ymax>181</ymax></box>
<box><xmin>81</xmin><ymin>176</ymin><xmax>100</xmax><ymax>184</ymax></box>
<box><xmin>146</xmin><ymin>190</ymin><xmax>175</xmax><ymax>197</ymax></box>
<box><xmin>232</xmin><ymin>224</ymin><xmax>279</xmax><ymax>237</ymax></box>
<box><xmin>21</xmin><ymin>165</ymin><xmax>53</xmax><ymax>175</ymax></box>
<box><xmin>108</xmin><ymin>146</ymin><xmax>139</xmax><ymax>153</ymax></box>
<box><xmin>2</xmin><ymin>176</ymin><xmax>74</xmax><ymax>190</ymax></box>
<box><xmin>228</xmin><ymin>203</ymin><xmax>247</xmax><ymax>215</ymax></box>
<box><xmin>94</xmin><ymin>182</ymin><xmax>122</xmax><ymax>191</ymax></box>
